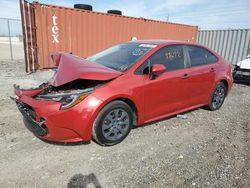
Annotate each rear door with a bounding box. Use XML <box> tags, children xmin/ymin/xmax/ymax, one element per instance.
<box><xmin>184</xmin><ymin>45</ymin><xmax>218</xmax><ymax>106</ymax></box>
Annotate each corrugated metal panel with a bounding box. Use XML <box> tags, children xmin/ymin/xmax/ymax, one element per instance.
<box><xmin>197</xmin><ymin>29</ymin><xmax>250</xmax><ymax>64</ymax></box>
<box><xmin>20</xmin><ymin>1</ymin><xmax>198</xmax><ymax>71</ymax></box>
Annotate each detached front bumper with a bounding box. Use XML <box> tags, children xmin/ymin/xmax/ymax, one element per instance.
<box><xmin>12</xmin><ymin>94</ymin><xmax>103</xmax><ymax>143</ymax></box>
<box><xmin>17</xmin><ymin>101</ymin><xmax>48</xmax><ymax>136</ymax></box>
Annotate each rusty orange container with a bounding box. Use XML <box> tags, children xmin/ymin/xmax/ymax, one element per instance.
<box><xmin>20</xmin><ymin>0</ymin><xmax>198</xmax><ymax>72</ymax></box>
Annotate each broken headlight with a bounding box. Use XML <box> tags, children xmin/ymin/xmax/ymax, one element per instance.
<box><xmin>36</xmin><ymin>89</ymin><xmax>92</xmax><ymax>110</ymax></box>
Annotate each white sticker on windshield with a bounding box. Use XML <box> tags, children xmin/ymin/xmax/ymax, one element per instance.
<box><xmin>139</xmin><ymin>44</ymin><xmax>157</xmax><ymax>48</ymax></box>
<box><xmin>132</xmin><ymin>48</ymin><xmax>147</xmax><ymax>56</ymax></box>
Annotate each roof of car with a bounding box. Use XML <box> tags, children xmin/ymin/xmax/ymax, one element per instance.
<box><xmin>129</xmin><ymin>40</ymin><xmax>200</xmax><ymax>46</ymax></box>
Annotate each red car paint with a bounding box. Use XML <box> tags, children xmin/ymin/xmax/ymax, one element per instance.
<box><xmin>50</xmin><ymin>53</ymin><xmax>123</xmax><ymax>87</ymax></box>
<box><xmin>14</xmin><ymin>40</ymin><xmax>233</xmax><ymax>143</ymax></box>
<box><xmin>14</xmin><ymin>86</ymin><xmax>44</xmax><ymax>97</ymax></box>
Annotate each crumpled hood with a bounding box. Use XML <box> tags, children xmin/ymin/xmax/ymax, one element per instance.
<box><xmin>50</xmin><ymin>52</ymin><xmax>123</xmax><ymax>87</ymax></box>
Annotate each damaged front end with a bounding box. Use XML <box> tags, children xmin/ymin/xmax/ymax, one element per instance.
<box><xmin>12</xmin><ymin>79</ymin><xmax>108</xmax><ymax>141</ymax></box>
<box><xmin>13</xmin><ymin>83</ymin><xmax>47</xmax><ymax>97</ymax></box>
<box><xmin>16</xmin><ymin>101</ymin><xmax>48</xmax><ymax>136</ymax></box>
<box><xmin>34</xmin><ymin>79</ymin><xmax>105</xmax><ymax>110</ymax></box>
<box><xmin>12</xmin><ymin>52</ymin><xmax>122</xmax><ymax>142</ymax></box>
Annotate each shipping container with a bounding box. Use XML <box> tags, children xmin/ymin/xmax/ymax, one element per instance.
<box><xmin>20</xmin><ymin>0</ymin><xmax>198</xmax><ymax>72</ymax></box>
<box><xmin>197</xmin><ymin>29</ymin><xmax>250</xmax><ymax>64</ymax></box>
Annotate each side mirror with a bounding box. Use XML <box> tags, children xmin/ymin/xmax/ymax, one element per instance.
<box><xmin>152</xmin><ymin>64</ymin><xmax>166</xmax><ymax>75</ymax></box>
<box><xmin>149</xmin><ymin>64</ymin><xmax>166</xmax><ymax>80</ymax></box>
<box><xmin>247</xmin><ymin>54</ymin><xmax>250</xmax><ymax>59</ymax></box>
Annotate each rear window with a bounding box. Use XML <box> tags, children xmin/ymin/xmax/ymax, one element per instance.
<box><xmin>187</xmin><ymin>45</ymin><xmax>218</xmax><ymax>67</ymax></box>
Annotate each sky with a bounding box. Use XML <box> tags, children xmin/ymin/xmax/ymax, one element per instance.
<box><xmin>0</xmin><ymin>0</ymin><xmax>250</xmax><ymax>36</ymax></box>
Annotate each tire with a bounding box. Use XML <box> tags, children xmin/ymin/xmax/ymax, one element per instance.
<box><xmin>74</xmin><ymin>4</ymin><xmax>93</xmax><ymax>11</ymax></box>
<box><xmin>107</xmin><ymin>10</ymin><xmax>122</xmax><ymax>15</ymax></box>
<box><xmin>92</xmin><ymin>101</ymin><xmax>133</xmax><ymax>146</ymax></box>
<box><xmin>207</xmin><ymin>82</ymin><xmax>227</xmax><ymax>111</ymax></box>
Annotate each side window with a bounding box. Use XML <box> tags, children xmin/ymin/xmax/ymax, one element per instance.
<box><xmin>150</xmin><ymin>45</ymin><xmax>185</xmax><ymax>71</ymax></box>
<box><xmin>135</xmin><ymin>45</ymin><xmax>185</xmax><ymax>74</ymax></box>
<box><xmin>187</xmin><ymin>46</ymin><xmax>218</xmax><ymax>67</ymax></box>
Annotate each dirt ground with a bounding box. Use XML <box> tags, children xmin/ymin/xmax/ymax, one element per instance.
<box><xmin>0</xmin><ymin>60</ymin><xmax>249</xmax><ymax>188</ymax></box>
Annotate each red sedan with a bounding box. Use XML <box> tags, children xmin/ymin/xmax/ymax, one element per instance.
<box><xmin>13</xmin><ymin>40</ymin><xmax>233</xmax><ymax>146</ymax></box>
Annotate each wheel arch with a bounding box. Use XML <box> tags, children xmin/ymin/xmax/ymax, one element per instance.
<box><xmin>218</xmin><ymin>79</ymin><xmax>229</xmax><ymax>94</ymax></box>
<box><xmin>117</xmin><ymin>97</ymin><xmax>138</xmax><ymax>126</ymax></box>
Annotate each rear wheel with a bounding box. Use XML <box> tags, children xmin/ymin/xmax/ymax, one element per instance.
<box><xmin>92</xmin><ymin>101</ymin><xmax>133</xmax><ymax>146</ymax></box>
<box><xmin>207</xmin><ymin>82</ymin><xmax>227</xmax><ymax>110</ymax></box>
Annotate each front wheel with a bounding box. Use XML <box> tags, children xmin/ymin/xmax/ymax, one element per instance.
<box><xmin>92</xmin><ymin>101</ymin><xmax>133</xmax><ymax>146</ymax></box>
<box><xmin>207</xmin><ymin>82</ymin><xmax>227</xmax><ymax>111</ymax></box>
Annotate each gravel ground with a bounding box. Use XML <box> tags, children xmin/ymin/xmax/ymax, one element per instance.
<box><xmin>0</xmin><ymin>60</ymin><xmax>249</xmax><ymax>188</ymax></box>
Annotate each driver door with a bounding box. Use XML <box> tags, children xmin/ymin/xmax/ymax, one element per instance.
<box><xmin>136</xmin><ymin>45</ymin><xmax>189</xmax><ymax>122</ymax></box>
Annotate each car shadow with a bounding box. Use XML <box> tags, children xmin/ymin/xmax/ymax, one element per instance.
<box><xmin>38</xmin><ymin>137</ymin><xmax>90</xmax><ymax>146</ymax></box>
<box><xmin>67</xmin><ymin>173</ymin><xmax>102</xmax><ymax>188</ymax></box>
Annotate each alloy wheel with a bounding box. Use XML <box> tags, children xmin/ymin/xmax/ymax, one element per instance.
<box><xmin>102</xmin><ymin>108</ymin><xmax>130</xmax><ymax>141</ymax></box>
<box><xmin>212</xmin><ymin>85</ymin><xmax>225</xmax><ymax>109</ymax></box>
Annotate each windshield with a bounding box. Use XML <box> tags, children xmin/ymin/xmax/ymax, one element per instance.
<box><xmin>87</xmin><ymin>43</ymin><xmax>156</xmax><ymax>72</ymax></box>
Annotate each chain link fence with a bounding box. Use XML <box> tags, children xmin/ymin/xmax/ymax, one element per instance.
<box><xmin>0</xmin><ymin>18</ymin><xmax>24</xmax><ymax>60</ymax></box>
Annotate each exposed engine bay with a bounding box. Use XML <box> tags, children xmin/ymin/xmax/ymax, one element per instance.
<box><xmin>34</xmin><ymin>79</ymin><xmax>107</xmax><ymax>109</ymax></box>
<box><xmin>13</xmin><ymin>79</ymin><xmax>108</xmax><ymax>111</ymax></box>
<box><xmin>37</xmin><ymin>79</ymin><xmax>106</xmax><ymax>96</ymax></box>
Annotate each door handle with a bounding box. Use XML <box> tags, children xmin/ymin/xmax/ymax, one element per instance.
<box><xmin>210</xmin><ymin>68</ymin><xmax>216</xmax><ymax>72</ymax></box>
<box><xmin>182</xmin><ymin>73</ymin><xmax>189</xmax><ymax>79</ymax></box>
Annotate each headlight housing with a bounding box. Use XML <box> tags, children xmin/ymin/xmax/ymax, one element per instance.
<box><xmin>36</xmin><ymin>89</ymin><xmax>92</xmax><ymax>110</ymax></box>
